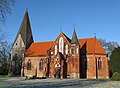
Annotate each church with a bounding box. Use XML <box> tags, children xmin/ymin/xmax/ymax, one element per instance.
<box><xmin>10</xmin><ymin>11</ymin><xmax>109</xmax><ymax>79</ymax></box>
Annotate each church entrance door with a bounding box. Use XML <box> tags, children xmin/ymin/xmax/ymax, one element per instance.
<box><xmin>55</xmin><ymin>63</ymin><xmax>61</xmax><ymax>78</ymax></box>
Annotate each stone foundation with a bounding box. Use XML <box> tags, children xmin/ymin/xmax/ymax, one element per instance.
<box><xmin>98</xmin><ymin>76</ymin><xmax>109</xmax><ymax>79</ymax></box>
<box><xmin>70</xmin><ymin>73</ymin><xmax>79</xmax><ymax>79</ymax></box>
<box><xmin>87</xmin><ymin>76</ymin><xmax>96</xmax><ymax>79</ymax></box>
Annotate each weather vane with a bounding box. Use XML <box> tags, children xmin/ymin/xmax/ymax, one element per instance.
<box><xmin>73</xmin><ymin>23</ymin><xmax>76</xmax><ymax>29</ymax></box>
<box><xmin>94</xmin><ymin>32</ymin><xmax>96</xmax><ymax>38</ymax></box>
<box><xmin>60</xmin><ymin>27</ymin><xmax>62</xmax><ymax>32</ymax></box>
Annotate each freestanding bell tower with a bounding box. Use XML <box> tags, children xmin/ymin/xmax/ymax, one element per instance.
<box><xmin>8</xmin><ymin>10</ymin><xmax>34</xmax><ymax>76</ymax></box>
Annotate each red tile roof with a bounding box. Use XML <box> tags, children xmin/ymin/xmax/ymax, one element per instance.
<box><xmin>25</xmin><ymin>41</ymin><xmax>53</xmax><ymax>57</ymax></box>
<box><xmin>78</xmin><ymin>38</ymin><xmax>106</xmax><ymax>54</ymax></box>
<box><xmin>25</xmin><ymin>38</ymin><xmax>106</xmax><ymax>57</ymax></box>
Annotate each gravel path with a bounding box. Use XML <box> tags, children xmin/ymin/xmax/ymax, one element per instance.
<box><xmin>0</xmin><ymin>78</ymin><xmax>120</xmax><ymax>88</ymax></box>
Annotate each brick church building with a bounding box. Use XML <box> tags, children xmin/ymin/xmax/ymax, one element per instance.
<box><xmin>9</xmin><ymin>11</ymin><xmax>109</xmax><ymax>79</ymax></box>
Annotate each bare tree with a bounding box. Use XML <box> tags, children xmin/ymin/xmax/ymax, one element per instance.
<box><xmin>98</xmin><ymin>38</ymin><xmax>107</xmax><ymax>50</ymax></box>
<box><xmin>0</xmin><ymin>0</ymin><xmax>15</xmax><ymax>75</ymax></box>
<box><xmin>0</xmin><ymin>36</ymin><xmax>11</xmax><ymax>75</ymax></box>
<box><xmin>0</xmin><ymin>0</ymin><xmax>15</xmax><ymax>23</ymax></box>
<box><xmin>98</xmin><ymin>38</ymin><xmax>119</xmax><ymax>57</ymax></box>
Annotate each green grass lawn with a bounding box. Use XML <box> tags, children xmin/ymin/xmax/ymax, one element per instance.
<box><xmin>0</xmin><ymin>75</ymin><xmax>9</xmax><ymax>78</ymax></box>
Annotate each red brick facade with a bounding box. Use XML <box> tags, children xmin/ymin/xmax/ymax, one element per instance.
<box><xmin>22</xmin><ymin>32</ymin><xmax>109</xmax><ymax>79</ymax></box>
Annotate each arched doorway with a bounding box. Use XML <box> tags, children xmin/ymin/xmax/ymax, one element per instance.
<box><xmin>54</xmin><ymin>52</ymin><xmax>64</xmax><ymax>78</ymax></box>
<box><xmin>55</xmin><ymin>63</ymin><xmax>61</xmax><ymax>78</ymax></box>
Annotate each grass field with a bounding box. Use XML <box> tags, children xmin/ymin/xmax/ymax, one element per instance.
<box><xmin>0</xmin><ymin>75</ymin><xmax>9</xmax><ymax>78</ymax></box>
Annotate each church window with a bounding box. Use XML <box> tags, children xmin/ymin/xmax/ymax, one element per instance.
<box><xmin>76</xmin><ymin>48</ymin><xmax>79</xmax><ymax>54</ymax></box>
<box><xmin>70</xmin><ymin>49</ymin><xmax>71</xmax><ymax>54</ymax></box>
<box><xmin>27</xmin><ymin>59</ymin><xmax>31</xmax><ymax>70</ymax></box>
<box><xmin>39</xmin><ymin>59</ymin><xmax>44</xmax><ymax>71</ymax></box>
<box><xmin>71</xmin><ymin>48</ymin><xmax>74</xmax><ymax>56</ymax></box>
<box><xmin>65</xmin><ymin>44</ymin><xmax>68</xmax><ymax>55</ymax></box>
<box><xmin>59</xmin><ymin>37</ymin><xmax>64</xmax><ymax>54</ymax></box>
<box><xmin>51</xmin><ymin>52</ymin><xmax>53</xmax><ymax>54</ymax></box>
<box><xmin>86</xmin><ymin>59</ymin><xmax>89</xmax><ymax>70</ymax></box>
<box><xmin>98</xmin><ymin>58</ymin><xmax>102</xmax><ymax>70</ymax></box>
<box><xmin>55</xmin><ymin>45</ymin><xmax>57</xmax><ymax>55</ymax></box>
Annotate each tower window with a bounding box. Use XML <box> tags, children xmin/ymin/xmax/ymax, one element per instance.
<box><xmin>27</xmin><ymin>59</ymin><xmax>31</xmax><ymax>70</ymax></box>
<box><xmin>71</xmin><ymin>48</ymin><xmax>74</xmax><ymax>56</ymax></box>
<box><xmin>76</xmin><ymin>48</ymin><xmax>78</xmax><ymax>54</ymax></box>
<box><xmin>98</xmin><ymin>58</ymin><xmax>102</xmax><ymax>70</ymax></box>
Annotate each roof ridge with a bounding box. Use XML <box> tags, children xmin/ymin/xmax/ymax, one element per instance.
<box><xmin>32</xmin><ymin>41</ymin><xmax>54</xmax><ymax>44</ymax></box>
<box><xmin>78</xmin><ymin>37</ymin><xmax>96</xmax><ymax>40</ymax></box>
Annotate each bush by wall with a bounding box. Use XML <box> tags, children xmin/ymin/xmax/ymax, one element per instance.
<box><xmin>111</xmin><ymin>72</ymin><xmax>120</xmax><ymax>81</ymax></box>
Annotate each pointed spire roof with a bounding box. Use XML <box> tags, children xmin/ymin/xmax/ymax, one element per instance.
<box><xmin>13</xmin><ymin>10</ymin><xmax>34</xmax><ymax>49</ymax></box>
<box><xmin>71</xmin><ymin>29</ymin><xmax>79</xmax><ymax>45</ymax></box>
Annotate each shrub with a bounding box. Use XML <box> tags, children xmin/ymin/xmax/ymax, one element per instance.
<box><xmin>0</xmin><ymin>62</ymin><xmax>9</xmax><ymax>75</ymax></box>
<box><xmin>110</xmin><ymin>47</ymin><xmax>120</xmax><ymax>74</ymax></box>
<box><xmin>111</xmin><ymin>72</ymin><xmax>120</xmax><ymax>81</ymax></box>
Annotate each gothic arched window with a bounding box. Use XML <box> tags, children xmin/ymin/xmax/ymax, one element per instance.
<box><xmin>55</xmin><ymin>45</ymin><xmax>57</xmax><ymax>55</ymax></box>
<box><xmin>65</xmin><ymin>44</ymin><xmax>68</xmax><ymax>55</ymax></box>
<box><xmin>27</xmin><ymin>59</ymin><xmax>31</xmax><ymax>70</ymax></box>
<box><xmin>86</xmin><ymin>59</ymin><xmax>89</xmax><ymax>70</ymax></box>
<box><xmin>76</xmin><ymin>48</ymin><xmax>79</xmax><ymax>54</ymax></box>
<box><xmin>39</xmin><ymin>59</ymin><xmax>44</xmax><ymax>71</ymax></box>
<box><xmin>59</xmin><ymin>37</ymin><xmax>64</xmax><ymax>54</ymax></box>
<box><xmin>98</xmin><ymin>58</ymin><xmax>102</xmax><ymax>70</ymax></box>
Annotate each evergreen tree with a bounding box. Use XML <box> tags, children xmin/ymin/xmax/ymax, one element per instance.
<box><xmin>110</xmin><ymin>47</ymin><xmax>120</xmax><ymax>74</ymax></box>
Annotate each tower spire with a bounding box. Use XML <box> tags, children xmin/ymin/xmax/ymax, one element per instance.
<box><xmin>9</xmin><ymin>10</ymin><xmax>34</xmax><ymax>76</ymax></box>
<box><xmin>26</xmin><ymin>8</ymin><xmax>28</xmax><ymax>12</ymax></box>
<box><xmin>13</xmin><ymin>10</ymin><xmax>34</xmax><ymax>49</ymax></box>
<box><xmin>71</xmin><ymin>27</ymin><xmax>79</xmax><ymax>45</ymax></box>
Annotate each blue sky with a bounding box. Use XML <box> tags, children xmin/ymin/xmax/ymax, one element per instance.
<box><xmin>1</xmin><ymin>0</ymin><xmax>120</xmax><ymax>44</ymax></box>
